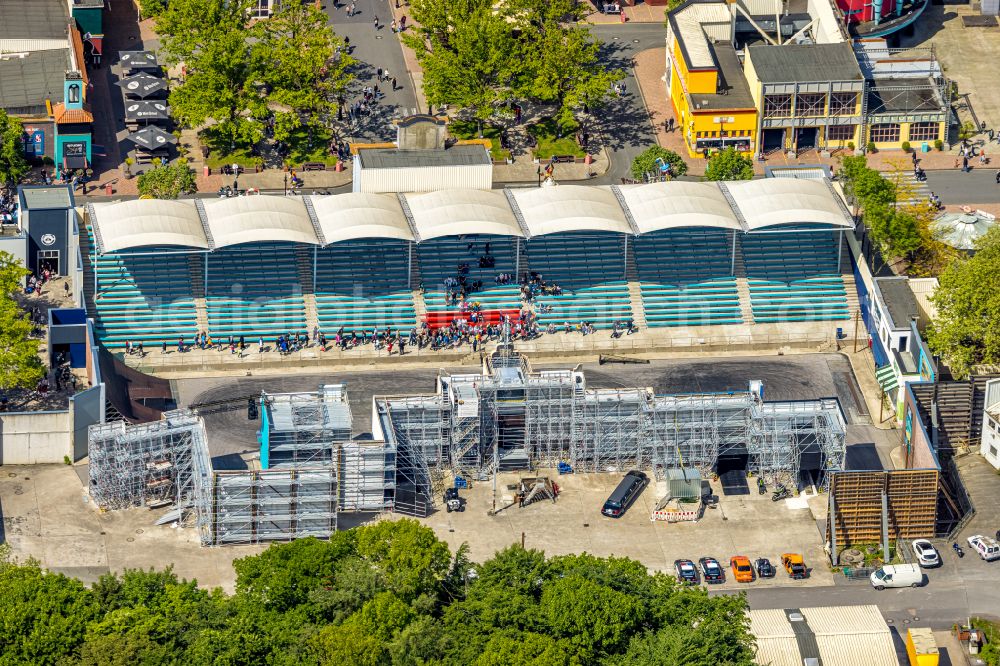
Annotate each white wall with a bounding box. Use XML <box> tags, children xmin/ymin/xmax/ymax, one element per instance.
<box><xmin>0</xmin><ymin>410</ymin><xmax>71</xmax><ymax>464</ymax></box>
<box><xmin>981</xmin><ymin>412</ymin><xmax>1000</xmax><ymax>469</ymax></box>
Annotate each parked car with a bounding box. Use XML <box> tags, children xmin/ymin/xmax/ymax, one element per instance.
<box><xmin>967</xmin><ymin>535</ymin><xmax>1000</xmax><ymax>562</ymax></box>
<box><xmin>781</xmin><ymin>553</ymin><xmax>808</xmax><ymax>579</ymax></box>
<box><xmin>911</xmin><ymin>539</ymin><xmax>940</xmax><ymax>567</ymax></box>
<box><xmin>730</xmin><ymin>556</ymin><xmax>754</xmax><ymax>583</ymax></box>
<box><xmin>601</xmin><ymin>470</ymin><xmax>648</xmax><ymax>518</ymax></box>
<box><xmin>699</xmin><ymin>557</ymin><xmax>725</xmax><ymax>584</ymax></box>
<box><xmin>870</xmin><ymin>563</ymin><xmax>923</xmax><ymax>590</ymax></box>
<box><xmin>755</xmin><ymin>557</ymin><xmax>776</xmax><ymax>578</ymax></box>
<box><xmin>674</xmin><ymin>559</ymin><xmax>699</xmax><ymax>584</ymax></box>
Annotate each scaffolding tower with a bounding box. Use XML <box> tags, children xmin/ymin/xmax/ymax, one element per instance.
<box><xmin>88</xmin><ymin>410</ymin><xmax>204</xmax><ymax>510</ymax></box>
<box><xmin>260</xmin><ymin>385</ymin><xmax>352</xmax><ymax>469</ymax></box>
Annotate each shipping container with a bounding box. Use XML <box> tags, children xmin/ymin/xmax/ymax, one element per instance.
<box><xmin>905</xmin><ymin>627</ymin><xmax>939</xmax><ymax>666</ymax></box>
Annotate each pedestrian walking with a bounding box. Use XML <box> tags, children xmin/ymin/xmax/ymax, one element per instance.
<box><xmin>400</xmin><ymin>15</ymin><xmax>407</xmax><ymax>30</ymax></box>
<box><xmin>392</xmin><ymin>77</ymin><xmax>397</xmax><ymax>91</ymax></box>
<box><xmin>348</xmin><ymin>2</ymin><xmax>355</xmax><ymax>15</ymax></box>
<box><xmin>963</xmin><ymin>156</ymin><xmax>969</xmax><ymax>172</ymax></box>
<box><xmin>373</xmin><ymin>15</ymin><xmax>379</xmax><ymax>30</ymax></box>
<box><xmin>391</xmin><ymin>19</ymin><xmax>397</xmax><ymax>33</ymax></box>
<box><xmin>995</xmin><ymin>169</ymin><xmax>1000</xmax><ymax>184</ymax></box>
<box><xmin>377</xmin><ymin>67</ymin><xmax>382</xmax><ymax>80</ymax></box>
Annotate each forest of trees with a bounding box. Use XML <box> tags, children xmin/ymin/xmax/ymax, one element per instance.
<box><xmin>0</xmin><ymin>520</ymin><xmax>757</xmax><ymax>665</ymax></box>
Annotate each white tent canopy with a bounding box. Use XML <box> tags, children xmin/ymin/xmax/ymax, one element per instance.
<box><xmin>619</xmin><ymin>182</ymin><xmax>742</xmax><ymax>233</ymax></box>
<box><xmin>89</xmin><ymin>199</ymin><xmax>209</xmax><ymax>251</ymax></box>
<box><xmin>86</xmin><ymin>180</ymin><xmax>854</xmax><ymax>253</ymax></box>
<box><xmin>510</xmin><ymin>185</ymin><xmax>632</xmax><ymax>237</ymax></box>
<box><xmin>309</xmin><ymin>193</ymin><xmax>414</xmax><ymax>244</ymax></box>
<box><xmin>202</xmin><ymin>196</ymin><xmax>319</xmax><ymax>248</ymax></box>
<box><xmin>405</xmin><ymin>189</ymin><xmax>524</xmax><ymax>240</ymax></box>
<box><xmin>726</xmin><ymin>179</ymin><xmax>853</xmax><ymax>230</ymax></box>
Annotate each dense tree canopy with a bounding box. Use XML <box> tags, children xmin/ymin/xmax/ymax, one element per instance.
<box><xmin>0</xmin><ymin>110</ymin><xmax>31</xmax><ymax>188</ymax></box>
<box><xmin>630</xmin><ymin>146</ymin><xmax>688</xmax><ymax>180</ymax></box>
<box><xmin>404</xmin><ymin>0</ymin><xmax>621</xmax><ymax>127</ymax></box>
<box><xmin>157</xmin><ymin>0</ymin><xmax>352</xmax><ymax>150</ymax></box>
<box><xmin>136</xmin><ymin>161</ymin><xmax>198</xmax><ymax>199</ymax></box>
<box><xmin>0</xmin><ymin>521</ymin><xmax>756</xmax><ymax>665</ymax></box>
<box><xmin>703</xmin><ymin>147</ymin><xmax>753</xmax><ymax>181</ymax></box>
<box><xmin>0</xmin><ymin>252</ymin><xmax>45</xmax><ymax>391</ymax></box>
<box><xmin>926</xmin><ymin>226</ymin><xmax>1000</xmax><ymax>378</ymax></box>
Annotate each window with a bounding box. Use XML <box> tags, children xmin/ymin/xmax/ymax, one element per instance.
<box><xmin>908</xmin><ymin>122</ymin><xmax>939</xmax><ymax>142</ymax></box>
<box><xmin>899</xmin><ymin>337</ymin><xmax>908</xmax><ymax>352</ymax></box>
<box><xmin>764</xmin><ymin>94</ymin><xmax>792</xmax><ymax>118</ymax></box>
<box><xmin>869</xmin><ymin>123</ymin><xmax>901</xmax><ymax>143</ymax></box>
<box><xmin>796</xmin><ymin>93</ymin><xmax>826</xmax><ymax>116</ymax></box>
<box><xmin>67</xmin><ymin>83</ymin><xmax>80</xmax><ymax>104</ymax></box>
<box><xmin>991</xmin><ymin>445</ymin><xmax>998</xmax><ymax>458</ymax></box>
<box><xmin>990</xmin><ymin>419</ymin><xmax>996</xmax><ymax>431</ymax></box>
<box><xmin>827</xmin><ymin>125</ymin><xmax>855</xmax><ymax>142</ymax></box>
<box><xmin>250</xmin><ymin>0</ymin><xmax>275</xmax><ymax>17</ymax></box>
<box><xmin>829</xmin><ymin>92</ymin><xmax>858</xmax><ymax>116</ymax></box>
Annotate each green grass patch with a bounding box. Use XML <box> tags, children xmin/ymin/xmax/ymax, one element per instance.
<box><xmin>973</xmin><ymin>618</ymin><xmax>1000</xmax><ymax>666</ymax></box>
<box><xmin>449</xmin><ymin>120</ymin><xmax>511</xmax><ymax>162</ymax></box>
<box><xmin>200</xmin><ymin>128</ymin><xmax>259</xmax><ymax>169</ymax></box>
<box><xmin>527</xmin><ymin>118</ymin><xmax>586</xmax><ymax>160</ymax></box>
<box><xmin>286</xmin><ymin>127</ymin><xmax>338</xmax><ymax>167</ymax></box>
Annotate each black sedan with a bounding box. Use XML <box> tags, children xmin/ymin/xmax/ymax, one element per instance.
<box><xmin>755</xmin><ymin>558</ymin><xmax>776</xmax><ymax>578</ymax></box>
<box><xmin>674</xmin><ymin>559</ymin><xmax>699</xmax><ymax>584</ymax></box>
<box><xmin>698</xmin><ymin>557</ymin><xmax>725</xmax><ymax>584</ymax></box>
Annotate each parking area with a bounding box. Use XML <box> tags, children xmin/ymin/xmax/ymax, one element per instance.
<box><xmin>417</xmin><ymin>468</ymin><xmax>836</xmax><ymax>589</ymax></box>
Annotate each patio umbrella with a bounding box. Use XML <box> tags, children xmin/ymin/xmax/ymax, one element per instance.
<box><xmin>117</xmin><ymin>72</ymin><xmax>168</xmax><ymax>98</ymax></box>
<box><xmin>126</xmin><ymin>126</ymin><xmax>177</xmax><ymax>151</ymax></box>
<box><xmin>124</xmin><ymin>100</ymin><xmax>170</xmax><ymax>122</ymax></box>
<box><xmin>118</xmin><ymin>50</ymin><xmax>159</xmax><ymax>71</ymax></box>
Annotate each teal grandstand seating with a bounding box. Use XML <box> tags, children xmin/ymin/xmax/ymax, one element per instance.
<box><xmin>742</xmin><ymin>231</ymin><xmax>849</xmax><ymax>322</ymax></box>
<box><xmin>90</xmin><ymin>228</ymin><xmax>199</xmax><ymax>348</ymax></box>
<box><xmin>205</xmin><ymin>243</ymin><xmax>307</xmax><ymax>338</ymax></box>
<box><xmin>417</xmin><ymin>235</ymin><xmax>522</xmax><ymax>315</ymax></box>
<box><xmin>525</xmin><ymin>233</ymin><xmax>631</xmax><ymax>326</ymax></box>
<box><xmin>314</xmin><ymin>240</ymin><xmax>417</xmax><ymax>334</ymax></box>
<box><xmin>634</xmin><ymin>229</ymin><xmax>742</xmax><ymax>327</ymax></box>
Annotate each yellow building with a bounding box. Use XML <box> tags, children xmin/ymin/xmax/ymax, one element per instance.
<box><xmin>744</xmin><ymin>42</ymin><xmax>866</xmax><ymax>155</ymax></box>
<box><xmin>665</xmin><ymin>1</ymin><xmax>758</xmax><ymax>159</ymax></box>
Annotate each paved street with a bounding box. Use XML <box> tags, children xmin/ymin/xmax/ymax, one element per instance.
<box><xmin>926</xmin><ymin>167</ymin><xmax>1000</xmax><ymax>204</ymax></box>
<box><xmin>323</xmin><ymin>0</ymin><xmax>419</xmax><ymax>142</ymax></box>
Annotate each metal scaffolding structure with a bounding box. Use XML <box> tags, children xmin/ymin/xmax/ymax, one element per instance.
<box><xmin>260</xmin><ymin>385</ymin><xmax>352</xmax><ymax>469</ymax></box>
<box><xmin>375</xmin><ymin>351</ymin><xmax>847</xmax><ymax>487</ymax></box>
<box><xmin>88</xmin><ymin>410</ymin><xmax>203</xmax><ymax>510</ymax></box>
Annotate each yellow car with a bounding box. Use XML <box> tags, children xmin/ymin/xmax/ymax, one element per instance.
<box><xmin>730</xmin><ymin>556</ymin><xmax>754</xmax><ymax>583</ymax></box>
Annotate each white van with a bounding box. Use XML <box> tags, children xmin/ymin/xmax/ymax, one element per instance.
<box><xmin>870</xmin><ymin>563</ymin><xmax>923</xmax><ymax>590</ymax></box>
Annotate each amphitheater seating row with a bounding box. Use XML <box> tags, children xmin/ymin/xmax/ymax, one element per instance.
<box><xmin>89</xmin><ymin>228</ymin><xmax>199</xmax><ymax>348</ymax></box>
<box><xmin>313</xmin><ymin>240</ymin><xmax>417</xmax><ymax>334</ymax></box>
<box><xmin>417</xmin><ymin>235</ymin><xmax>522</xmax><ymax>314</ymax></box>
<box><xmin>526</xmin><ymin>234</ymin><xmax>632</xmax><ymax>326</ymax></box>
<box><xmin>634</xmin><ymin>230</ymin><xmax>743</xmax><ymax>327</ymax></box>
<box><xmin>742</xmin><ymin>232</ymin><xmax>850</xmax><ymax>322</ymax></box>
<box><xmin>205</xmin><ymin>243</ymin><xmax>307</xmax><ymax>338</ymax></box>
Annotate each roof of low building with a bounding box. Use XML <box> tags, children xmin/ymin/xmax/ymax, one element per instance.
<box><xmin>52</xmin><ymin>103</ymin><xmax>94</xmax><ymax>124</ymax></box>
<box><xmin>685</xmin><ymin>41</ymin><xmax>756</xmax><ymax>111</ymax></box>
<box><xmin>874</xmin><ymin>277</ymin><xmax>920</xmax><ymax>329</ymax></box>
<box><xmin>357</xmin><ymin>145</ymin><xmax>491</xmax><ymax>169</ymax></box>
<box><xmin>0</xmin><ymin>0</ymin><xmax>69</xmax><ymax>40</ymax></box>
<box><xmin>749</xmin><ymin>605</ymin><xmax>898</xmax><ymax>666</ymax></box>
<box><xmin>867</xmin><ymin>78</ymin><xmax>944</xmax><ymax>114</ymax></box>
<box><xmin>748</xmin><ymin>42</ymin><xmax>864</xmax><ymax>83</ymax></box>
<box><xmin>0</xmin><ymin>49</ymin><xmax>69</xmax><ymax>111</ymax></box>
<box><xmin>19</xmin><ymin>185</ymin><xmax>73</xmax><ymax>210</ymax></box>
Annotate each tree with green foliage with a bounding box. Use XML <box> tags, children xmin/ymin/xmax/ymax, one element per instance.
<box><xmin>703</xmin><ymin>147</ymin><xmax>753</xmax><ymax>181</ymax></box>
<box><xmin>255</xmin><ymin>0</ymin><xmax>354</xmax><ymax>145</ymax></box>
<box><xmin>136</xmin><ymin>161</ymin><xmax>197</xmax><ymax>199</ymax></box>
<box><xmin>631</xmin><ymin>146</ymin><xmax>688</xmax><ymax>180</ymax></box>
<box><xmin>0</xmin><ymin>520</ymin><xmax>757</xmax><ymax>665</ymax></box>
<box><xmin>0</xmin><ymin>110</ymin><xmax>30</xmax><ymax>188</ymax></box>
<box><xmin>0</xmin><ymin>252</ymin><xmax>45</xmax><ymax>391</ymax></box>
<box><xmin>926</xmin><ymin>226</ymin><xmax>1000</xmax><ymax>377</ymax></box>
<box><xmin>137</xmin><ymin>0</ymin><xmax>167</xmax><ymax>19</ymax></box>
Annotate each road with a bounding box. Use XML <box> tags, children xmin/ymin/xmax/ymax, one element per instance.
<box><xmin>926</xmin><ymin>167</ymin><xmax>1000</xmax><ymax>204</ymax></box>
<box><xmin>711</xmin><ymin>544</ymin><xmax>1000</xmax><ymax>629</ymax></box>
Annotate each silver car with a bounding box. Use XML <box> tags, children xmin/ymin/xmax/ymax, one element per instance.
<box><xmin>912</xmin><ymin>539</ymin><xmax>940</xmax><ymax>567</ymax></box>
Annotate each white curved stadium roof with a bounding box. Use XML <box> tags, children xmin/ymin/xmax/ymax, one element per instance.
<box><xmin>405</xmin><ymin>190</ymin><xmax>524</xmax><ymax>240</ymax></box>
<box><xmin>619</xmin><ymin>182</ymin><xmax>742</xmax><ymax>232</ymax></box>
<box><xmin>310</xmin><ymin>193</ymin><xmax>413</xmax><ymax>243</ymax></box>
<box><xmin>725</xmin><ymin>179</ymin><xmax>853</xmax><ymax>230</ymax></box>
<box><xmin>86</xmin><ymin>180</ymin><xmax>853</xmax><ymax>252</ymax></box>
<box><xmin>203</xmin><ymin>196</ymin><xmax>319</xmax><ymax>248</ymax></box>
<box><xmin>510</xmin><ymin>185</ymin><xmax>632</xmax><ymax>236</ymax></box>
<box><xmin>89</xmin><ymin>199</ymin><xmax>209</xmax><ymax>251</ymax></box>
